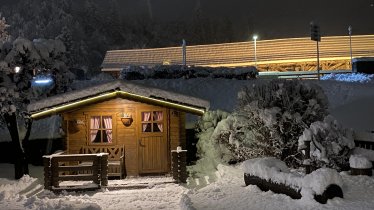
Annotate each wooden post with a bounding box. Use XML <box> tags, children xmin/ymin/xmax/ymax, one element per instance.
<box><xmin>171</xmin><ymin>146</ymin><xmax>187</xmax><ymax>183</ymax></box>
<box><xmin>304</xmin><ymin>140</ymin><xmax>311</xmax><ymax>174</ymax></box>
<box><xmin>100</xmin><ymin>153</ymin><xmax>108</xmax><ymax>186</ymax></box>
<box><xmin>51</xmin><ymin>158</ymin><xmax>59</xmax><ymax>188</ymax></box>
<box><xmin>92</xmin><ymin>156</ymin><xmax>100</xmax><ymax>186</ymax></box>
<box><xmin>43</xmin><ymin>156</ymin><xmax>51</xmax><ymax>190</ymax></box>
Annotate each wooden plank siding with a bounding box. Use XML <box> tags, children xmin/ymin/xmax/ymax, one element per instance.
<box><xmin>62</xmin><ymin>97</ymin><xmax>185</xmax><ymax>177</ymax></box>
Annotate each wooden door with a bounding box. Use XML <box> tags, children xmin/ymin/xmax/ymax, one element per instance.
<box><xmin>138</xmin><ymin>109</ymin><xmax>168</xmax><ymax>174</ymax></box>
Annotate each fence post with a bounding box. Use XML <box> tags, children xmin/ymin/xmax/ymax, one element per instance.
<box><xmin>43</xmin><ymin>156</ymin><xmax>51</xmax><ymax>190</ymax></box>
<box><xmin>93</xmin><ymin>156</ymin><xmax>100</xmax><ymax>186</ymax></box>
<box><xmin>171</xmin><ymin>146</ymin><xmax>187</xmax><ymax>183</ymax></box>
<box><xmin>100</xmin><ymin>153</ymin><xmax>108</xmax><ymax>186</ymax></box>
<box><xmin>51</xmin><ymin>157</ymin><xmax>59</xmax><ymax>188</ymax></box>
<box><xmin>304</xmin><ymin>140</ymin><xmax>311</xmax><ymax>174</ymax></box>
<box><xmin>182</xmin><ymin>39</ymin><xmax>186</xmax><ymax>67</ymax></box>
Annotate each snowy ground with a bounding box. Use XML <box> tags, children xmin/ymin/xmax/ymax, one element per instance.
<box><xmin>0</xmin><ymin>164</ymin><xmax>189</xmax><ymax>210</ymax></box>
<box><xmin>1</xmin><ymin>164</ymin><xmax>374</xmax><ymax>210</ymax></box>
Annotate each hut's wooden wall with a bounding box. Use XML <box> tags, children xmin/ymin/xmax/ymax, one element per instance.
<box><xmin>62</xmin><ymin>98</ymin><xmax>186</xmax><ymax>176</ymax></box>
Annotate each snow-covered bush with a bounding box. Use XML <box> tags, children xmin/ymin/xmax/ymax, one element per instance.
<box><xmin>219</xmin><ymin>80</ymin><xmax>329</xmax><ymax>168</ymax></box>
<box><xmin>321</xmin><ymin>73</ymin><xmax>374</xmax><ymax>83</ymax></box>
<box><xmin>188</xmin><ymin>110</ymin><xmax>230</xmax><ymax>177</ymax></box>
<box><xmin>190</xmin><ymin>80</ymin><xmax>330</xmax><ymax>177</ymax></box>
<box><xmin>298</xmin><ymin>115</ymin><xmax>355</xmax><ymax>171</ymax></box>
<box><xmin>120</xmin><ymin>65</ymin><xmax>257</xmax><ymax>80</ymax></box>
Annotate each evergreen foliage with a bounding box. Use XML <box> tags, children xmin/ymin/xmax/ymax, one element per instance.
<box><xmin>192</xmin><ymin>80</ymin><xmax>331</xmax><ymax>175</ymax></box>
<box><xmin>1</xmin><ymin>0</ymin><xmax>241</xmax><ymax>75</ymax></box>
<box><xmin>0</xmin><ymin>37</ymin><xmax>73</xmax><ymax>179</ymax></box>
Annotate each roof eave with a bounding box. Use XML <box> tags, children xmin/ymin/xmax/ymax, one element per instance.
<box><xmin>30</xmin><ymin>90</ymin><xmax>206</xmax><ymax>120</ymax></box>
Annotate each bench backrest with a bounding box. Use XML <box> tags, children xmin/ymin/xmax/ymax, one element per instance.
<box><xmin>81</xmin><ymin>145</ymin><xmax>124</xmax><ymax>160</ymax></box>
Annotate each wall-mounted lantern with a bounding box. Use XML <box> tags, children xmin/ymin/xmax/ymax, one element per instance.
<box><xmin>121</xmin><ymin>113</ymin><xmax>133</xmax><ymax>127</ymax></box>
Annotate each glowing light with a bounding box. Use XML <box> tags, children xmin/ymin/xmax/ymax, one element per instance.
<box><xmin>34</xmin><ymin>79</ymin><xmax>53</xmax><ymax>84</ymax></box>
<box><xmin>32</xmin><ymin>74</ymin><xmax>53</xmax><ymax>86</ymax></box>
<box><xmin>253</xmin><ymin>35</ymin><xmax>258</xmax><ymax>40</ymax></box>
<box><xmin>30</xmin><ymin>90</ymin><xmax>206</xmax><ymax>119</ymax></box>
<box><xmin>14</xmin><ymin>66</ymin><xmax>21</xmax><ymax>73</ymax></box>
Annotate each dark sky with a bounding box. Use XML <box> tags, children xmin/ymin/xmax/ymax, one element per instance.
<box><xmin>119</xmin><ymin>0</ymin><xmax>374</xmax><ymax>40</ymax></box>
<box><xmin>1</xmin><ymin>0</ymin><xmax>374</xmax><ymax>40</ymax></box>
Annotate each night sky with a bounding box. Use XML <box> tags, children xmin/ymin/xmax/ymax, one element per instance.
<box><xmin>1</xmin><ymin>0</ymin><xmax>373</xmax><ymax>40</ymax></box>
<box><xmin>119</xmin><ymin>0</ymin><xmax>374</xmax><ymax>40</ymax></box>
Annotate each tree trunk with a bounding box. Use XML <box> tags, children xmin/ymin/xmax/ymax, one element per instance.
<box><xmin>4</xmin><ymin>113</ymin><xmax>29</xmax><ymax>179</ymax></box>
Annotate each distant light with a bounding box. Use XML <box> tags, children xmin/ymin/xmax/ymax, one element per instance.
<box><xmin>253</xmin><ymin>35</ymin><xmax>258</xmax><ymax>40</ymax></box>
<box><xmin>32</xmin><ymin>75</ymin><xmax>54</xmax><ymax>86</ymax></box>
<box><xmin>14</xmin><ymin>66</ymin><xmax>21</xmax><ymax>73</ymax></box>
<box><xmin>34</xmin><ymin>79</ymin><xmax>53</xmax><ymax>84</ymax></box>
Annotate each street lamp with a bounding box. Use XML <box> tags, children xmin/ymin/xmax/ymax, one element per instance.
<box><xmin>253</xmin><ymin>35</ymin><xmax>258</xmax><ymax>68</ymax></box>
<box><xmin>348</xmin><ymin>26</ymin><xmax>353</xmax><ymax>72</ymax></box>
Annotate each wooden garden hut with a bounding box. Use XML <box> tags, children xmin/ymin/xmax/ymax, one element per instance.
<box><xmin>28</xmin><ymin>80</ymin><xmax>209</xmax><ymax>177</ymax></box>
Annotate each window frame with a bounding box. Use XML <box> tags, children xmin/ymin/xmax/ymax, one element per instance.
<box><xmin>141</xmin><ymin>110</ymin><xmax>164</xmax><ymax>133</ymax></box>
<box><xmin>88</xmin><ymin>113</ymin><xmax>115</xmax><ymax>145</ymax></box>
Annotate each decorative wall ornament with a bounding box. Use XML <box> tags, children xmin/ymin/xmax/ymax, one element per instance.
<box><xmin>121</xmin><ymin>113</ymin><xmax>133</xmax><ymax>127</ymax></box>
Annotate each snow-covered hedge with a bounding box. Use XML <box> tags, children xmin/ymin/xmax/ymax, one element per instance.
<box><xmin>352</xmin><ymin>147</ymin><xmax>374</xmax><ymax>162</ymax></box>
<box><xmin>218</xmin><ymin>80</ymin><xmax>328</xmax><ymax>168</ymax></box>
<box><xmin>189</xmin><ymin>80</ymin><xmax>332</xmax><ymax>178</ymax></box>
<box><xmin>349</xmin><ymin>155</ymin><xmax>372</xmax><ymax>169</ymax></box>
<box><xmin>242</xmin><ymin>157</ymin><xmax>343</xmax><ymax>196</ymax></box>
<box><xmin>120</xmin><ymin>65</ymin><xmax>257</xmax><ymax>80</ymax></box>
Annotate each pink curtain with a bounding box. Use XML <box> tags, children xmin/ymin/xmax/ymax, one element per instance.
<box><xmin>103</xmin><ymin>116</ymin><xmax>113</xmax><ymax>143</ymax></box>
<box><xmin>90</xmin><ymin>116</ymin><xmax>100</xmax><ymax>142</ymax></box>
<box><xmin>154</xmin><ymin>111</ymin><xmax>163</xmax><ymax>132</ymax></box>
<box><xmin>142</xmin><ymin>112</ymin><xmax>151</xmax><ymax>132</ymax></box>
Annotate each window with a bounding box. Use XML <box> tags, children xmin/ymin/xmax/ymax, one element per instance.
<box><xmin>90</xmin><ymin>115</ymin><xmax>113</xmax><ymax>143</ymax></box>
<box><xmin>141</xmin><ymin>111</ymin><xmax>163</xmax><ymax>133</ymax></box>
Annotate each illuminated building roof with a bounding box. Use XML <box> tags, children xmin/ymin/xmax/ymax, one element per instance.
<box><xmin>28</xmin><ymin>80</ymin><xmax>209</xmax><ymax>119</ymax></box>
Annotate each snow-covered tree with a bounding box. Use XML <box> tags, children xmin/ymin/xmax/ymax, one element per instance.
<box><xmin>188</xmin><ymin>110</ymin><xmax>230</xmax><ymax>178</ymax></box>
<box><xmin>1</xmin><ymin>0</ymin><xmax>249</xmax><ymax>75</ymax></box>
<box><xmin>0</xmin><ymin>14</ymin><xmax>9</xmax><ymax>43</ymax></box>
<box><xmin>0</xmin><ymin>37</ymin><xmax>73</xmax><ymax>179</ymax></box>
<box><xmin>298</xmin><ymin>115</ymin><xmax>355</xmax><ymax>171</ymax></box>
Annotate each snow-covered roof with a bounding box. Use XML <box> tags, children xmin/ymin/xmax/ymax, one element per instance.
<box><xmin>27</xmin><ymin>80</ymin><xmax>209</xmax><ymax>118</ymax></box>
<box><xmin>352</xmin><ymin>57</ymin><xmax>374</xmax><ymax>62</ymax></box>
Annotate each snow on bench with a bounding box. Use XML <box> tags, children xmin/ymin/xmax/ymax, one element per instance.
<box><xmin>242</xmin><ymin>157</ymin><xmax>343</xmax><ymax>204</ymax></box>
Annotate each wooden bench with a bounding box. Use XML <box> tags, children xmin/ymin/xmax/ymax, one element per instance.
<box><xmin>81</xmin><ymin>145</ymin><xmax>125</xmax><ymax>179</ymax></box>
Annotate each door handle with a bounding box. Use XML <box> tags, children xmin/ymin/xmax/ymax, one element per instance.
<box><xmin>139</xmin><ymin>139</ymin><xmax>145</xmax><ymax>147</ymax></box>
